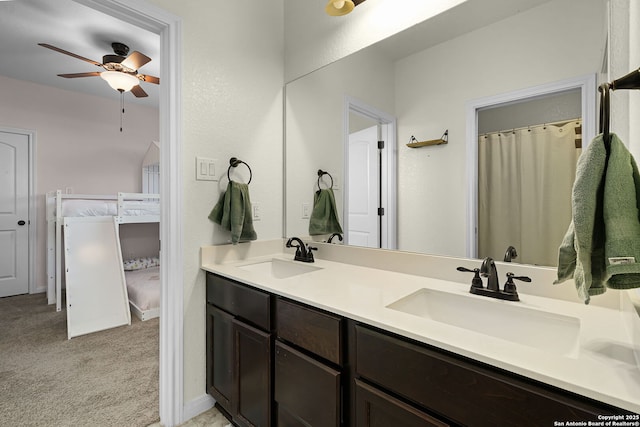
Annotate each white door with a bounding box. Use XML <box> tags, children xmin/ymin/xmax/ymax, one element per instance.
<box><xmin>0</xmin><ymin>130</ymin><xmax>29</xmax><ymax>297</ymax></box>
<box><xmin>347</xmin><ymin>125</ymin><xmax>379</xmax><ymax>248</ymax></box>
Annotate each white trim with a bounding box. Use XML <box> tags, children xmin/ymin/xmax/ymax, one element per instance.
<box><xmin>183</xmin><ymin>394</ymin><xmax>216</xmax><ymax>422</ymax></box>
<box><xmin>344</xmin><ymin>96</ymin><xmax>398</xmax><ymax>250</ymax></box>
<box><xmin>465</xmin><ymin>73</ymin><xmax>597</xmax><ymax>259</ymax></box>
<box><xmin>28</xmin><ymin>130</ymin><xmax>37</xmax><ymax>294</ymax></box>
<box><xmin>73</xmin><ymin>1</ymin><xmax>183</xmax><ymax>426</ymax></box>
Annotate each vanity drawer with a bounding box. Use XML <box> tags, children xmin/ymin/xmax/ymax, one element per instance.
<box><xmin>355</xmin><ymin>325</ymin><xmax>617</xmax><ymax>427</ymax></box>
<box><xmin>275</xmin><ymin>340</ymin><xmax>341</xmax><ymax>427</ymax></box>
<box><xmin>206</xmin><ymin>273</ymin><xmax>271</xmax><ymax>331</ymax></box>
<box><xmin>276</xmin><ymin>298</ymin><xmax>342</xmax><ymax>365</ymax></box>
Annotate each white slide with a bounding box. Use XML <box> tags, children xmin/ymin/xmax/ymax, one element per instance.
<box><xmin>63</xmin><ymin>216</ymin><xmax>130</xmax><ymax>339</ymax></box>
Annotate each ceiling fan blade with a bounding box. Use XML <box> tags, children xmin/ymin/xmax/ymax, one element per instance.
<box><xmin>138</xmin><ymin>74</ymin><xmax>160</xmax><ymax>85</ymax></box>
<box><xmin>58</xmin><ymin>72</ymin><xmax>102</xmax><ymax>78</ymax></box>
<box><xmin>38</xmin><ymin>43</ymin><xmax>103</xmax><ymax>67</ymax></box>
<box><xmin>131</xmin><ymin>85</ymin><xmax>148</xmax><ymax>98</ymax></box>
<box><xmin>121</xmin><ymin>51</ymin><xmax>151</xmax><ymax>71</ymax></box>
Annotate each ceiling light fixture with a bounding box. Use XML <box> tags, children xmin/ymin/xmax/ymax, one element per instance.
<box><xmin>100</xmin><ymin>70</ymin><xmax>139</xmax><ymax>92</ymax></box>
<box><xmin>325</xmin><ymin>0</ymin><xmax>355</xmax><ymax>16</ymax></box>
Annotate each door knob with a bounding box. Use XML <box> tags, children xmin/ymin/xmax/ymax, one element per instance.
<box><xmin>17</xmin><ymin>220</ymin><xmax>26</xmax><ymax>226</ymax></box>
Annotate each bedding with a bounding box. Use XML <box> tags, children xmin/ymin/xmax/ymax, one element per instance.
<box><xmin>123</xmin><ymin>256</ymin><xmax>160</xmax><ymax>271</ymax></box>
<box><xmin>125</xmin><ymin>266</ymin><xmax>160</xmax><ymax>312</ymax></box>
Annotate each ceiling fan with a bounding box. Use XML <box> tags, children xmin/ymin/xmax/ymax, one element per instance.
<box><xmin>38</xmin><ymin>42</ymin><xmax>159</xmax><ymax>98</ymax></box>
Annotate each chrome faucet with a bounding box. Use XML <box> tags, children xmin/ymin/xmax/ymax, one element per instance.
<box><xmin>286</xmin><ymin>237</ymin><xmax>317</xmax><ymax>263</ymax></box>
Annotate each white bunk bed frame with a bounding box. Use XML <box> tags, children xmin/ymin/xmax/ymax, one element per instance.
<box><xmin>46</xmin><ymin>190</ymin><xmax>160</xmax><ymax>316</ymax></box>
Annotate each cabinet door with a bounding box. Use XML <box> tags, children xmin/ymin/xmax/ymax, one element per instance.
<box><xmin>275</xmin><ymin>341</ymin><xmax>341</xmax><ymax>427</ymax></box>
<box><xmin>206</xmin><ymin>304</ymin><xmax>234</xmax><ymax>410</ymax></box>
<box><xmin>354</xmin><ymin>379</ymin><xmax>449</xmax><ymax>427</ymax></box>
<box><xmin>233</xmin><ymin>319</ymin><xmax>272</xmax><ymax>427</ymax></box>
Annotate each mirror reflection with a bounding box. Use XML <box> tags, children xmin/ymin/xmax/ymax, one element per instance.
<box><xmin>285</xmin><ymin>0</ymin><xmax>607</xmax><ymax>266</ymax></box>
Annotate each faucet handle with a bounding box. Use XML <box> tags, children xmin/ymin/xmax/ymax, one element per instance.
<box><xmin>503</xmin><ymin>272</ymin><xmax>531</xmax><ymax>294</ymax></box>
<box><xmin>306</xmin><ymin>245</ymin><xmax>317</xmax><ymax>262</ymax></box>
<box><xmin>457</xmin><ymin>266</ymin><xmax>483</xmax><ymax>290</ymax></box>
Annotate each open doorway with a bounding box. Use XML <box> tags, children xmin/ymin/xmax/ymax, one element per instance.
<box><xmin>465</xmin><ymin>74</ymin><xmax>597</xmax><ymax>261</ymax></box>
<box><xmin>344</xmin><ymin>97</ymin><xmax>397</xmax><ymax>249</ymax></box>
<box><xmin>0</xmin><ymin>0</ymin><xmax>182</xmax><ymax>425</ymax></box>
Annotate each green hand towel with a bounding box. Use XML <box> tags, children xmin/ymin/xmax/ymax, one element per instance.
<box><xmin>603</xmin><ymin>134</ymin><xmax>640</xmax><ymax>289</ymax></box>
<box><xmin>309</xmin><ymin>188</ymin><xmax>343</xmax><ymax>236</ymax></box>
<box><xmin>208</xmin><ymin>181</ymin><xmax>257</xmax><ymax>244</ymax></box>
<box><xmin>555</xmin><ymin>134</ymin><xmax>608</xmax><ymax>304</ymax></box>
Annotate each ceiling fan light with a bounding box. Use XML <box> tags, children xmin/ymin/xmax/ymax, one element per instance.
<box><xmin>326</xmin><ymin>0</ymin><xmax>354</xmax><ymax>16</ymax></box>
<box><xmin>100</xmin><ymin>71</ymin><xmax>139</xmax><ymax>92</ymax></box>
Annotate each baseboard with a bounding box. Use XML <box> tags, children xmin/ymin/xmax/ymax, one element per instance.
<box><xmin>183</xmin><ymin>393</ymin><xmax>215</xmax><ymax>423</ymax></box>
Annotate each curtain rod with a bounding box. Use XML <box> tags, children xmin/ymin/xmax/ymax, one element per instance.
<box><xmin>479</xmin><ymin>118</ymin><xmax>581</xmax><ymax>137</ymax></box>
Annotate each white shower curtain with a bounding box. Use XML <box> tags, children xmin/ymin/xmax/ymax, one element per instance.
<box><xmin>478</xmin><ymin>120</ymin><xmax>581</xmax><ymax>266</ymax></box>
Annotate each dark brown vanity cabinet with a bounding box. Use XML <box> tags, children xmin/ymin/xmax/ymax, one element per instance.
<box><xmin>274</xmin><ymin>298</ymin><xmax>344</xmax><ymax>426</ymax></box>
<box><xmin>353</xmin><ymin>324</ymin><xmax>629</xmax><ymax>427</ymax></box>
<box><xmin>206</xmin><ymin>273</ymin><xmax>272</xmax><ymax>427</ymax></box>
<box><xmin>205</xmin><ymin>271</ymin><xmax>632</xmax><ymax>427</ymax></box>
<box><xmin>353</xmin><ymin>378</ymin><xmax>448</xmax><ymax>427</ymax></box>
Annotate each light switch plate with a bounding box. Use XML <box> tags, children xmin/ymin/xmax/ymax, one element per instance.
<box><xmin>252</xmin><ymin>202</ymin><xmax>261</xmax><ymax>221</ymax></box>
<box><xmin>196</xmin><ymin>157</ymin><xmax>219</xmax><ymax>181</ymax></box>
<box><xmin>302</xmin><ymin>203</ymin><xmax>311</xmax><ymax>219</ymax></box>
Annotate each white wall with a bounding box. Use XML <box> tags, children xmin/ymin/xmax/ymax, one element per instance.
<box><xmin>145</xmin><ymin>0</ymin><xmax>284</xmax><ymax>405</ymax></box>
<box><xmin>285</xmin><ymin>47</ymin><xmax>395</xmax><ymax>238</ymax></box>
<box><xmin>0</xmin><ymin>74</ymin><xmax>159</xmax><ymax>292</ymax></box>
<box><xmin>284</xmin><ymin>0</ymin><xmax>467</xmax><ymax>82</ymax></box>
<box><xmin>395</xmin><ymin>0</ymin><xmax>606</xmax><ymax>256</ymax></box>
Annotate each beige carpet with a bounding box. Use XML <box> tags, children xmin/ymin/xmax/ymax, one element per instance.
<box><xmin>0</xmin><ymin>293</ymin><xmax>159</xmax><ymax>427</ymax></box>
<box><xmin>147</xmin><ymin>406</ymin><xmax>232</xmax><ymax>427</ymax></box>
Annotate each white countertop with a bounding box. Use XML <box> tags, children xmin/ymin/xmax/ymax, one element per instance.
<box><xmin>201</xmin><ymin>240</ymin><xmax>640</xmax><ymax>414</ymax></box>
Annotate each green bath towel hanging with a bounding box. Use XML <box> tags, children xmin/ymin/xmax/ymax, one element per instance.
<box><xmin>309</xmin><ymin>188</ymin><xmax>343</xmax><ymax>236</ymax></box>
<box><xmin>555</xmin><ymin>133</ymin><xmax>640</xmax><ymax>303</ymax></box>
<box><xmin>209</xmin><ymin>181</ymin><xmax>257</xmax><ymax>244</ymax></box>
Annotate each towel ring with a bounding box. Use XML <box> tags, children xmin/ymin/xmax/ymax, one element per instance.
<box><xmin>317</xmin><ymin>169</ymin><xmax>334</xmax><ymax>190</ymax></box>
<box><xmin>227</xmin><ymin>157</ymin><xmax>252</xmax><ymax>184</ymax></box>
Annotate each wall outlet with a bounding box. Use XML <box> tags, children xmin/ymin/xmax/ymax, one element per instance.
<box><xmin>252</xmin><ymin>203</ymin><xmax>261</xmax><ymax>221</ymax></box>
<box><xmin>196</xmin><ymin>157</ymin><xmax>218</xmax><ymax>181</ymax></box>
<box><xmin>302</xmin><ymin>203</ymin><xmax>311</xmax><ymax>219</ymax></box>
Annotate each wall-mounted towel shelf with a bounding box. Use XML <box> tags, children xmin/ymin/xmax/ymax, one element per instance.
<box><xmin>227</xmin><ymin>157</ymin><xmax>252</xmax><ymax>184</ymax></box>
<box><xmin>407</xmin><ymin>130</ymin><xmax>448</xmax><ymax>148</ymax></box>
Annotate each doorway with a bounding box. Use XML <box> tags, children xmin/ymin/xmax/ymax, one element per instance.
<box><xmin>344</xmin><ymin>97</ymin><xmax>397</xmax><ymax>249</ymax></box>
<box><xmin>45</xmin><ymin>0</ymin><xmax>182</xmax><ymax>424</ymax></box>
<box><xmin>0</xmin><ymin>128</ymin><xmax>35</xmax><ymax>297</ymax></box>
<box><xmin>465</xmin><ymin>74</ymin><xmax>597</xmax><ymax>259</ymax></box>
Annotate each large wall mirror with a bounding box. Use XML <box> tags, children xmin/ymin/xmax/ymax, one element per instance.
<box><xmin>285</xmin><ymin>0</ymin><xmax>607</xmax><ymax>267</ymax></box>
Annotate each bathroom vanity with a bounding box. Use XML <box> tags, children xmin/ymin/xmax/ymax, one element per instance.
<box><xmin>201</xmin><ymin>239</ymin><xmax>640</xmax><ymax>426</ymax></box>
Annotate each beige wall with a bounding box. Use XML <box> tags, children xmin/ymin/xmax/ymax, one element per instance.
<box><xmin>145</xmin><ymin>0</ymin><xmax>285</xmax><ymax>404</ymax></box>
<box><xmin>395</xmin><ymin>0</ymin><xmax>607</xmax><ymax>256</ymax></box>
<box><xmin>0</xmin><ymin>74</ymin><xmax>159</xmax><ymax>292</ymax></box>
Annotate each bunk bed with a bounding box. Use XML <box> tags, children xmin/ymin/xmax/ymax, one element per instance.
<box><xmin>46</xmin><ymin>191</ymin><xmax>160</xmax><ymax>337</ymax></box>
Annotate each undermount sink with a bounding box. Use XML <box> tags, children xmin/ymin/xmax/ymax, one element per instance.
<box><xmin>386</xmin><ymin>288</ymin><xmax>581</xmax><ymax>357</ymax></box>
<box><xmin>237</xmin><ymin>258</ymin><xmax>322</xmax><ymax>279</ymax></box>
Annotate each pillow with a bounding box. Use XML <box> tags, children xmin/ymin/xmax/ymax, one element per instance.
<box><xmin>123</xmin><ymin>256</ymin><xmax>160</xmax><ymax>271</ymax></box>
